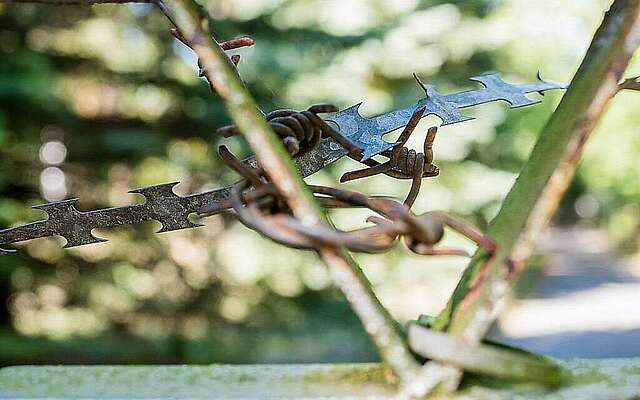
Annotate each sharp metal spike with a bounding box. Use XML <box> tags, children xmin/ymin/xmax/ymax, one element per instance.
<box><xmin>1</xmin><ymin>71</ymin><xmax>566</xmax><ymax>253</ymax></box>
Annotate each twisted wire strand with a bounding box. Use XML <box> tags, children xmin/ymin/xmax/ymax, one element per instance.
<box><xmin>211</xmin><ymin>98</ymin><xmax>493</xmax><ymax>260</ymax></box>
<box><xmin>229</xmin><ymin>178</ymin><xmax>496</xmax><ymax>258</ymax></box>
<box><xmin>217</xmin><ymin>104</ymin><xmax>361</xmax><ymax>157</ymax></box>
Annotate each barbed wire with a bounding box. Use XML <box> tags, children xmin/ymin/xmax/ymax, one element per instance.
<box><xmin>212</xmin><ymin>104</ymin><xmax>496</xmax><ymax>260</ymax></box>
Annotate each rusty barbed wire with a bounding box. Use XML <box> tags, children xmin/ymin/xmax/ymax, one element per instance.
<box><xmin>214</xmin><ymin>142</ymin><xmax>496</xmax><ymax>259</ymax></box>
<box><xmin>195</xmin><ymin>102</ymin><xmax>363</xmax><ymax>217</ymax></box>
<box><xmin>217</xmin><ymin>104</ymin><xmax>362</xmax><ymax>158</ymax></box>
<box><xmin>189</xmin><ymin>34</ymin><xmax>495</xmax><ymax>265</ymax></box>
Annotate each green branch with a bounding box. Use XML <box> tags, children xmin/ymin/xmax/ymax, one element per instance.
<box><xmin>433</xmin><ymin>0</ymin><xmax>640</xmax><ymax>340</ymax></box>
<box><xmin>156</xmin><ymin>0</ymin><xmax>421</xmax><ymax>386</ymax></box>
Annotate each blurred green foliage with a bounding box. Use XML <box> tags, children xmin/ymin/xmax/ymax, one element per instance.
<box><xmin>0</xmin><ymin>0</ymin><xmax>638</xmax><ymax>365</ymax></box>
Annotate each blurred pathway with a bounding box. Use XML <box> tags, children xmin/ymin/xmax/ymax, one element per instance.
<box><xmin>491</xmin><ymin>227</ymin><xmax>640</xmax><ymax>359</ymax></box>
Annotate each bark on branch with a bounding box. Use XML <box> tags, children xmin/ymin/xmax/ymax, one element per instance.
<box><xmin>410</xmin><ymin>1</ymin><xmax>640</xmax><ymax>394</ymax></box>
<box><xmin>436</xmin><ymin>0</ymin><xmax>640</xmax><ymax>341</ymax></box>
<box><xmin>155</xmin><ymin>0</ymin><xmax>422</xmax><ymax>388</ymax></box>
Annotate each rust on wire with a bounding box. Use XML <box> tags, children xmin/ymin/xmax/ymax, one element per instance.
<box><xmin>214</xmin><ymin>130</ymin><xmax>495</xmax><ymax>261</ymax></box>
<box><xmin>217</xmin><ymin>104</ymin><xmax>361</xmax><ymax>158</ymax></box>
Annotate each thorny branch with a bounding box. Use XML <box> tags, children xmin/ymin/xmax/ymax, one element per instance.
<box><xmin>441</xmin><ymin>0</ymin><xmax>640</xmax><ymax>338</ymax></box>
<box><xmin>420</xmin><ymin>0</ymin><xmax>640</xmax><ymax>394</ymax></box>
<box><xmin>0</xmin><ymin>0</ymin><xmax>429</xmax><ymax>384</ymax></box>
<box><xmin>154</xmin><ymin>0</ymin><xmax>428</xmax><ymax>387</ymax></box>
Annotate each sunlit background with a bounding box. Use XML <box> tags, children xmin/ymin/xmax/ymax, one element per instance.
<box><xmin>0</xmin><ymin>0</ymin><xmax>638</xmax><ymax>365</ymax></box>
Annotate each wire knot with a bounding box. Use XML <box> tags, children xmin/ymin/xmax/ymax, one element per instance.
<box><xmin>217</xmin><ymin>104</ymin><xmax>361</xmax><ymax>158</ymax></box>
<box><xmin>340</xmin><ymin>107</ymin><xmax>439</xmax><ymax>207</ymax></box>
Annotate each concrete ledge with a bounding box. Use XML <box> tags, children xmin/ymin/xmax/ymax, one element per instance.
<box><xmin>0</xmin><ymin>359</ymin><xmax>639</xmax><ymax>399</ymax></box>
